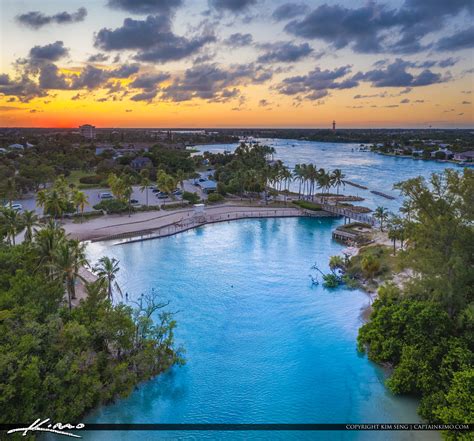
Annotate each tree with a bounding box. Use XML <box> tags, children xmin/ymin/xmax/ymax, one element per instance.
<box><xmin>331</xmin><ymin>169</ymin><xmax>346</xmax><ymax>196</ymax></box>
<box><xmin>373</xmin><ymin>206</ymin><xmax>389</xmax><ymax>231</ymax></box>
<box><xmin>361</xmin><ymin>254</ymin><xmax>380</xmax><ymax>280</ymax></box>
<box><xmin>94</xmin><ymin>256</ymin><xmax>123</xmax><ymax>302</ymax></box>
<box><xmin>329</xmin><ymin>255</ymin><xmax>345</xmax><ymax>273</ymax></box>
<box><xmin>140</xmin><ymin>170</ymin><xmax>151</xmax><ymax>207</ymax></box>
<box><xmin>0</xmin><ymin>207</ymin><xmax>22</xmax><ymax>245</ymax></box>
<box><xmin>22</xmin><ymin>210</ymin><xmax>40</xmax><ymax>243</ymax></box>
<box><xmin>72</xmin><ymin>190</ymin><xmax>89</xmax><ymax>219</ymax></box>
<box><xmin>49</xmin><ymin>239</ymin><xmax>88</xmax><ymax>310</ymax></box>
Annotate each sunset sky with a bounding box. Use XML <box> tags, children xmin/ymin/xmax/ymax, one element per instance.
<box><xmin>0</xmin><ymin>0</ymin><xmax>473</xmax><ymax>128</ymax></box>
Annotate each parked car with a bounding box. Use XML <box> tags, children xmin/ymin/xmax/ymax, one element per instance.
<box><xmin>156</xmin><ymin>192</ymin><xmax>169</xmax><ymax>199</ymax></box>
<box><xmin>172</xmin><ymin>189</ymin><xmax>183</xmax><ymax>196</ymax></box>
<box><xmin>4</xmin><ymin>203</ymin><xmax>22</xmax><ymax>211</ymax></box>
<box><xmin>99</xmin><ymin>192</ymin><xmax>113</xmax><ymax>199</ymax></box>
<box><xmin>130</xmin><ymin>199</ymin><xmax>139</xmax><ymax>204</ymax></box>
<box><xmin>199</xmin><ymin>178</ymin><xmax>206</xmax><ymax>182</ymax></box>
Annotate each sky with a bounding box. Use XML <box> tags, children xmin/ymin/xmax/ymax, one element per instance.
<box><xmin>0</xmin><ymin>0</ymin><xmax>473</xmax><ymax>128</ymax></box>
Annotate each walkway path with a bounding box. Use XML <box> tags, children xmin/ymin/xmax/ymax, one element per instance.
<box><xmin>63</xmin><ymin>203</ymin><xmax>336</xmax><ymax>243</ymax></box>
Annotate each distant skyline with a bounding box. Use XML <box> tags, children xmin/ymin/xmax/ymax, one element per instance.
<box><xmin>0</xmin><ymin>0</ymin><xmax>473</xmax><ymax>128</ymax></box>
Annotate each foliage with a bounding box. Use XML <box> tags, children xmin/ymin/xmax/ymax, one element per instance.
<box><xmin>291</xmin><ymin>200</ymin><xmax>322</xmax><ymax>211</ymax></box>
<box><xmin>0</xmin><ymin>232</ymin><xmax>183</xmax><ymax>424</ymax></box>
<box><xmin>79</xmin><ymin>175</ymin><xmax>104</xmax><ymax>185</ymax></box>
<box><xmin>322</xmin><ymin>273</ymin><xmax>341</xmax><ymax>288</ymax></box>
<box><xmin>358</xmin><ymin>170</ymin><xmax>474</xmax><ymax>430</ymax></box>
<box><xmin>162</xmin><ymin>202</ymin><xmax>188</xmax><ymax>210</ymax></box>
<box><xmin>207</xmin><ymin>193</ymin><xmax>224</xmax><ymax>204</ymax></box>
<box><xmin>183</xmin><ymin>191</ymin><xmax>200</xmax><ymax>204</ymax></box>
<box><xmin>93</xmin><ymin>199</ymin><xmax>130</xmax><ymax>214</ymax></box>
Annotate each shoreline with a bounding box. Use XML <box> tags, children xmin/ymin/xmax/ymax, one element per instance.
<box><xmin>64</xmin><ymin>203</ymin><xmax>338</xmax><ymax>243</ymax></box>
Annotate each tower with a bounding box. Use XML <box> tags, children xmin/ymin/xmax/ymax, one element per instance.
<box><xmin>332</xmin><ymin>120</ymin><xmax>336</xmax><ymax>131</ymax></box>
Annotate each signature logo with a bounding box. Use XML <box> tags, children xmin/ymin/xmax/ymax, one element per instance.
<box><xmin>7</xmin><ymin>418</ymin><xmax>85</xmax><ymax>438</ymax></box>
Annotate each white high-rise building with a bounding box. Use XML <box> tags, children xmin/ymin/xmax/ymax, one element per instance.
<box><xmin>79</xmin><ymin>124</ymin><xmax>96</xmax><ymax>139</ymax></box>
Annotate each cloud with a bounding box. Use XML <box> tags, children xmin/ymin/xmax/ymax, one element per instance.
<box><xmin>257</xmin><ymin>41</ymin><xmax>312</xmax><ymax>63</ymax></box>
<box><xmin>29</xmin><ymin>41</ymin><xmax>69</xmax><ymax>62</ymax></box>
<box><xmin>462</xmin><ymin>100</ymin><xmax>471</xmax><ymax>104</ymax></box>
<box><xmin>284</xmin><ymin>1</ymin><xmax>474</xmax><ymax>54</ymax></box>
<box><xmin>110</xmin><ymin>63</ymin><xmax>140</xmax><ymax>78</ymax></box>
<box><xmin>400</xmin><ymin>98</ymin><xmax>410</xmax><ymax>103</ymax></box>
<box><xmin>71</xmin><ymin>65</ymin><xmax>109</xmax><ymax>89</ymax></box>
<box><xmin>224</xmin><ymin>33</ymin><xmax>253</xmax><ymax>47</ymax></box>
<box><xmin>94</xmin><ymin>15</ymin><xmax>216</xmax><ymax>63</ymax></box>
<box><xmin>130</xmin><ymin>72</ymin><xmax>170</xmax><ymax>89</ymax></box>
<box><xmin>272</xmin><ymin>3</ymin><xmax>308</xmax><ymax>21</ymax></box>
<box><xmin>38</xmin><ymin>63</ymin><xmax>69</xmax><ymax>89</ymax></box>
<box><xmin>0</xmin><ymin>75</ymin><xmax>47</xmax><ymax>102</ymax></box>
<box><xmin>208</xmin><ymin>0</ymin><xmax>257</xmax><ymax>13</ymax></box>
<box><xmin>106</xmin><ymin>0</ymin><xmax>183</xmax><ymax>14</ymax></box>
<box><xmin>160</xmin><ymin>62</ymin><xmax>273</xmax><ymax>102</ymax></box>
<box><xmin>275</xmin><ymin>65</ymin><xmax>356</xmax><ymax>100</ymax></box>
<box><xmin>125</xmin><ymin>109</ymin><xmax>133</xmax><ymax>112</ymax></box>
<box><xmin>88</xmin><ymin>53</ymin><xmax>109</xmax><ymax>63</ymax></box>
<box><xmin>435</xmin><ymin>27</ymin><xmax>474</xmax><ymax>51</ymax></box>
<box><xmin>353</xmin><ymin>59</ymin><xmax>446</xmax><ymax>87</ymax></box>
<box><xmin>130</xmin><ymin>89</ymin><xmax>158</xmax><ymax>101</ymax></box>
<box><xmin>16</xmin><ymin>8</ymin><xmax>87</xmax><ymax>29</ymax></box>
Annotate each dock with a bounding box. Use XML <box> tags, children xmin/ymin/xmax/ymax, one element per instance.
<box><xmin>344</xmin><ymin>180</ymin><xmax>368</xmax><ymax>190</ymax></box>
<box><xmin>370</xmin><ymin>190</ymin><xmax>396</xmax><ymax>200</ymax></box>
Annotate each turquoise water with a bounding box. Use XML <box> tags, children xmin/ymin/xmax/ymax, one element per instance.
<box><xmin>195</xmin><ymin>138</ymin><xmax>457</xmax><ymax>212</ymax></box>
<box><xmin>84</xmin><ymin>218</ymin><xmax>438</xmax><ymax>441</ymax></box>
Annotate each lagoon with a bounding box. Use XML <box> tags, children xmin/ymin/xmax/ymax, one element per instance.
<box><xmin>81</xmin><ymin>139</ymin><xmax>451</xmax><ymax>440</ymax></box>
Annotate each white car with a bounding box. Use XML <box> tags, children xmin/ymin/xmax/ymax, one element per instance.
<box><xmin>4</xmin><ymin>203</ymin><xmax>22</xmax><ymax>211</ymax></box>
<box><xmin>99</xmin><ymin>192</ymin><xmax>113</xmax><ymax>200</ymax></box>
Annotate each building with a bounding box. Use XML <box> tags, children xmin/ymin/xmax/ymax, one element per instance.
<box><xmin>130</xmin><ymin>156</ymin><xmax>153</xmax><ymax>170</ymax></box>
<box><xmin>79</xmin><ymin>124</ymin><xmax>96</xmax><ymax>139</ymax></box>
<box><xmin>332</xmin><ymin>120</ymin><xmax>336</xmax><ymax>131</ymax></box>
<box><xmin>453</xmin><ymin>150</ymin><xmax>474</xmax><ymax>162</ymax></box>
<box><xmin>430</xmin><ymin>148</ymin><xmax>453</xmax><ymax>159</ymax></box>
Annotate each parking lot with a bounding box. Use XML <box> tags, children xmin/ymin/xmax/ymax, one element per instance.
<box><xmin>10</xmin><ymin>179</ymin><xmax>206</xmax><ymax>215</ymax></box>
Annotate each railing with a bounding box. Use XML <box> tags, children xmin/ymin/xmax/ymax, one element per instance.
<box><xmin>321</xmin><ymin>204</ymin><xmax>376</xmax><ymax>226</ymax></box>
<box><xmin>98</xmin><ymin>208</ymin><xmax>336</xmax><ymax>243</ymax></box>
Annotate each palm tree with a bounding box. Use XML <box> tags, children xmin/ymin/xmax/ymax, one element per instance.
<box><xmin>35</xmin><ymin>219</ymin><xmax>66</xmax><ymax>268</ymax></box>
<box><xmin>50</xmin><ymin>239</ymin><xmax>88</xmax><ymax>310</ymax></box>
<box><xmin>374</xmin><ymin>206</ymin><xmax>389</xmax><ymax>231</ymax></box>
<box><xmin>0</xmin><ymin>207</ymin><xmax>22</xmax><ymax>245</ymax></box>
<box><xmin>139</xmin><ymin>174</ymin><xmax>151</xmax><ymax>207</ymax></box>
<box><xmin>72</xmin><ymin>190</ymin><xmax>89</xmax><ymax>219</ymax></box>
<box><xmin>317</xmin><ymin>169</ymin><xmax>332</xmax><ymax>203</ymax></box>
<box><xmin>22</xmin><ymin>210</ymin><xmax>40</xmax><ymax>242</ymax></box>
<box><xmin>93</xmin><ymin>256</ymin><xmax>123</xmax><ymax>302</ymax></box>
<box><xmin>331</xmin><ymin>169</ymin><xmax>346</xmax><ymax>196</ymax></box>
<box><xmin>176</xmin><ymin>169</ymin><xmax>186</xmax><ymax>190</ymax></box>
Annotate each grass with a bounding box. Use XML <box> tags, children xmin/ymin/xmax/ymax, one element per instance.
<box><xmin>65</xmin><ymin>170</ymin><xmax>96</xmax><ymax>187</ymax></box>
<box><xmin>292</xmin><ymin>200</ymin><xmax>323</xmax><ymax>211</ymax></box>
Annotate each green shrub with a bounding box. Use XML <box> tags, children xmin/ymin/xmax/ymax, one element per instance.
<box><xmin>207</xmin><ymin>193</ymin><xmax>224</xmax><ymax>203</ymax></box>
<box><xmin>162</xmin><ymin>202</ymin><xmax>188</xmax><ymax>210</ymax></box>
<box><xmin>79</xmin><ymin>175</ymin><xmax>104</xmax><ymax>185</ymax></box>
<box><xmin>292</xmin><ymin>200</ymin><xmax>322</xmax><ymax>211</ymax></box>
<box><xmin>93</xmin><ymin>199</ymin><xmax>130</xmax><ymax>214</ymax></box>
<box><xmin>183</xmin><ymin>191</ymin><xmax>200</xmax><ymax>204</ymax></box>
<box><xmin>135</xmin><ymin>205</ymin><xmax>161</xmax><ymax>212</ymax></box>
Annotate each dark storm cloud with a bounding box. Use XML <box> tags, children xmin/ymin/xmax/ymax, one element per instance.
<box><xmin>284</xmin><ymin>1</ymin><xmax>474</xmax><ymax>54</ymax></box>
<box><xmin>16</xmin><ymin>8</ymin><xmax>87</xmax><ymax>29</ymax></box>
<box><xmin>275</xmin><ymin>65</ymin><xmax>357</xmax><ymax>100</ymax></box>
<box><xmin>0</xmin><ymin>75</ymin><xmax>47</xmax><ymax>102</ymax></box>
<box><xmin>435</xmin><ymin>27</ymin><xmax>474</xmax><ymax>51</ymax></box>
<box><xmin>224</xmin><ymin>33</ymin><xmax>253</xmax><ymax>47</ymax></box>
<box><xmin>106</xmin><ymin>0</ymin><xmax>183</xmax><ymax>14</ymax></box>
<box><xmin>257</xmin><ymin>42</ymin><xmax>312</xmax><ymax>63</ymax></box>
<box><xmin>94</xmin><ymin>15</ymin><xmax>216</xmax><ymax>63</ymax></box>
<box><xmin>272</xmin><ymin>3</ymin><xmax>308</xmax><ymax>21</ymax></box>
<box><xmin>29</xmin><ymin>41</ymin><xmax>69</xmax><ymax>61</ymax></box>
<box><xmin>71</xmin><ymin>66</ymin><xmax>109</xmax><ymax>89</ymax></box>
<box><xmin>208</xmin><ymin>0</ymin><xmax>257</xmax><ymax>13</ymax></box>
<box><xmin>353</xmin><ymin>59</ymin><xmax>446</xmax><ymax>87</ymax></box>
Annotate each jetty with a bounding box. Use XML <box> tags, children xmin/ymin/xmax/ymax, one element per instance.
<box><xmin>344</xmin><ymin>180</ymin><xmax>368</xmax><ymax>190</ymax></box>
<box><xmin>370</xmin><ymin>190</ymin><xmax>396</xmax><ymax>200</ymax></box>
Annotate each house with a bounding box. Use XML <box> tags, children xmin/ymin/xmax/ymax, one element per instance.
<box><xmin>430</xmin><ymin>148</ymin><xmax>453</xmax><ymax>159</ymax></box>
<box><xmin>198</xmin><ymin>180</ymin><xmax>217</xmax><ymax>194</ymax></box>
<box><xmin>453</xmin><ymin>151</ymin><xmax>474</xmax><ymax>162</ymax></box>
<box><xmin>130</xmin><ymin>156</ymin><xmax>153</xmax><ymax>170</ymax></box>
<box><xmin>408</xmin><ymin>146</ymin><xmax>424</xmax><ymax>156</ymax></box>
